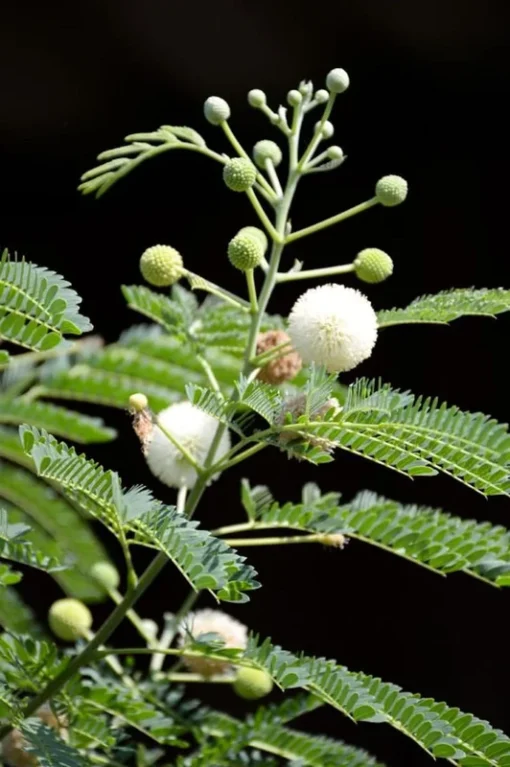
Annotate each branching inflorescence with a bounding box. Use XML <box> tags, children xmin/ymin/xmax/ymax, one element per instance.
<box><xmin>0</xmin><ymin>67</ymin><xmax>510</xmax><ymax>767</ymax></box>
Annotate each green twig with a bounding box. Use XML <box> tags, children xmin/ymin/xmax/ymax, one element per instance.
<box><xmin>276</xmin><ymin>262</ymin><xmax>355</xmax><ymax>283</ymax></box>
<box><xmin>285</xmin><ymin>198</ymin><xmax>379</xmax><ymax>243</ymax></box>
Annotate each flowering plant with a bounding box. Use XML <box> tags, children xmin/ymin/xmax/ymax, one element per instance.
<box><xmin>1</xmin><ymin>67</ymin><xmax>510</xmax><ymax>766</ymax></box>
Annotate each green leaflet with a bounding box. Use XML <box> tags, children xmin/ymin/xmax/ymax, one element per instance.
<box><xmin>240</xmin><ymin>481</ymin><xmax>510</xmax><ymax>585</ymax></box>
<box><xmin>22</xmin><ymin>718</ymin><xmax>85</xmax><ymax>767</ymax></box>
<box><xmin>0</xmin><ymin>460</ymin><xmax>110</xmax><ymax>602</ymax></box>
<box><xmin>0</xmin><ymin>585</ymin><xmax>42</xmax><ymax>635</ymax></box>
<box><xmin>242</xmin><ymin>635</ymin><xmax>510</xmax><ymax>765</ymax></box>
<box><xmin>0</xmin><ymin>396</ymin><xmax>115</xmax><ymax>443</ymax></box>
<box><xmin>271</xmin><ymin>378</ymin><xmax>510</xmax><ymax>495</ymax></box>
<box><xmin>377</xmin><ymin>287</ymin><xmax>510</xmax><ymax>328</ymax></box>
<box><xmin>129</xmin><ymin>503</ymin><xmax>260</xmax><ymax>603</ymax></box>
<box><xmin>78</xmin><ymin>125</ymin><xmax>208</xmax><ymax>198</ymax></box>
<box><xmin>0</xmin><ymin>250</ymin><xmax>92</xmax><ymax>352</ymax></box>
<box><xmin>0</xmin><ymin>507</ymin><xmax>66</xmax><ymax>574</ymax></box>
<box><xmin>202</xmin><ymin>710</ymin><xmax>387</xmax><ymax>767</ymax></box>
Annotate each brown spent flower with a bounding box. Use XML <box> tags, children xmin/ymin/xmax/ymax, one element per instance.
<box><xmin>256</xmin><ymin>330</ymin><xmax>302</xmax><ymax>385</ymax></box>
<box><xmin>130</xmin><ymin>402</ymin><xmax>154</xmax><ymax>455</ymax></box>
<box><xmin>1</xmin><ymin>705</ymin><xmax>68</xmax><ymax>767</ymax></box>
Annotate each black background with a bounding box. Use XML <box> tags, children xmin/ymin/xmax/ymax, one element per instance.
<box><xmin>1</xmin><ymin>1</ymin><xmax>510</xmax><ymax>765</ymax></box>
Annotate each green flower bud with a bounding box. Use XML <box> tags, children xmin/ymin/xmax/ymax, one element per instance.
<box><xmin>375</xmin><ymin>175</ymin><xmax>408</xmax><ymax>207</ymax></box>
<box><xmin>233</xmin><ymin>667</ymin><xmax>273</xmax><ymax>700</ymax></box>
<box><xmin>315</xmin><ymin>89</ymin><xmax>329</xmax><ymax>104</ymax></box>
<box><xmin>315</xmin><ymin>120</ymin><xmax>334</xmax><ymax>139</ymax></box>
<box><xmin>253</xmin><ymin>140</ymin><xmax>283</xmax><ymax>169</ymax></box>
<box><xmin>354</xmin><ymin>248</ymin><xmax>394</xmax><ymax>284</ymax></box>
<box><xmin>287</xmin><ymin>89</ymin><xmax>302</xmax><ymax>107</ymax></box>
<box><xmin>327</xmin><ymin>145</ymin><xmax>344</xmax><ymax>160</ymax></box>
<box><xmin>204</xmin><ymin>96</ymin><xmax>230</xmax><ymax>125</ymax></box>
<box><xmin>238</xmin><ymin>226</ymin><xmax>268</xmax><ymax>254</ymax></box>
<box><xmin>247</xmin><ymin>89</ymin><xmax>267</xmax><ymax>108</ymax></box>
<box><xmin>299</xmin><ymin>80</ymin><xmax>313</xmax><ymax>97</ymax></box>
<box><xmin>223</xmin><ymin>158</ymin><xmax>257</xmax><ymax>192</ymax></box>
<box><xmin>90</xmin><ymin>561</ymin><xmax>120</xmax><ymax>591</ymax></box>
<box><xmin>228</xmin><ymin>233</ymin><xmax>263</xmax><ymax>271</ymax></box>
<box><xmin>49</xmin><ymin>598</ymin><xmax>92</xmax><ymax>642</ymax></box>
<box><xmin>326</xmin><ymin>68</ymin><xmax>350</xmax><ymax>93</ymax></box>
<box><xmin>140</xmin><ymin>245</ymin><xmax>184</xmax><ymax>287</ymax></box>
<box><xmin>129</xmin><ymin>392</ymin><xmax>148</xmax><ymax>411</ymax></box>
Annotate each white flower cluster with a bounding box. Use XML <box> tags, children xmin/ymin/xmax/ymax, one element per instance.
<box><xmin>145</xmin><ymin>401</ymin><xmax>230</xmax><ymax>490</ymax></box>
<box><xmin>177</xmin><ymin>608</ymin><xmax>248</xmax><ymax>676</ymax></box>
<box><xmin>287</xmin><ymin>283</ymin><xmax>378</xmax><ymax>373</ymax></box>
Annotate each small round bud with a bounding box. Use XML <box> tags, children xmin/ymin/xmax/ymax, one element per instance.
<box><xmin>141</xmin><ymin>619</ymin><xmax>159</xmax><ymax>641</ymax></box>
<box><xmin>129</xmin><ymin>392</ymin><xmax>148</xmax><ymax>412</ymax></box>
<box><xmin>140</xmin><ymin>245</ymin><xmax>184</xmax><ymax>287</ymax></box>
<box><xmin>252</xmin><ymin>140</ymin><xmax>283</xmax><ymax>169</ymax></box>
<box><xmin>299</xmin><ymin>80</ymin><xmax>313</xmax><ymax>97</ymax></box>
<box><xmin>315</xmin><ymin>89</ymin><xmax>329</xmax><ymax>104</ymax></box>
<box><xmin>247</xmin><ymin>89</ymin><xmax>266</xmax><ymax>108</ymax></box>
<box><xmin>48</xmin><ymin>598</ymin><xmax>92</xmax><ymax>642</ymax></box>
<box><xmin>256</xmin><ymin>330</ymin><xmax>302</xmax><ymax>385</ymax></box>
<box><xmin>327</xmin><ymin>145</ymin><xmax>344</xmax><ymax>160</ymax></box>
<box><xmin>228</xmin><ymin>234</ymin><xmax>263</xmax><ymax>271</ymax></box>
<box><xmin>326</xmin><ymin>68</ymin><xmax>350</xmax><ymax>94</ymax></box>
<box><xmin>375</xmin><ymin>175</ymin><xmax>408</xmax><ymax>207</ymax></box>
<box><xmin>90</xmin><ymin>561</ymin><xmax>120</xmax><ymax>591</ymax></box>
<box><xmin>204</xmin><ymin>96</ymin><xmax>230</xmax><ymax>125</ymax></box>
<box><xmin>238</xmin><ymin>226</ymin><xmax>268</xmax><ymax>254</ymax></box>
<box><xmin>315</xmin><ymin>120</ymin><xmax>334</xmax><ymax>139</ymax></box>
<box><xmin>287</xmin><ymin>89</ymin><xmax>302</xmax><ymax>107</ymax></box>
<box><xmin>233</xmin><ymin>667</ymin><xmax>273</xmax><ymax>700</ymax></box>
<box><xmin>354</xmin><ymin>248</ymin><xmax>394</xmax><ymax>284</ymax></box>
<box><xmin>223</xmin><ymin>158</ymin><xmax>257</xmax><ymax>192</ymax></box>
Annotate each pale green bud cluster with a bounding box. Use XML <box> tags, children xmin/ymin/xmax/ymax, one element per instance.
<box><xmin>237</xmin><ymin>226</ymin><xmax>268</xmax><ymax>254</ymax></box>
<box><xmin>223</xmin><ymin>158</ymin><xmax>257</xmax><ymax>192</ymax></box>
<box><xmin>315</xmin><ymin>120</ymin><xmax>334</xmax><ymax>139</ymax></box>
<box><xmin>354</xmin><ymin>248</ymin><xmax>394</xmax><ymax>283</ymax></box>
<box><xmin>140</xmin><ymin>245</ymin><xmax>184</xmax><ymax>287</ymax></box>
<box><xmin>228</xmin><ymin>229</ymin><xmax>265</xmax><ymax>271</ymax></box>
<box><xmin>232</xmin><ymin>666</ymin><xmax>274</xmax><ymax>699</ymax></box>
<box><xmin>314</xmin><ymin>89</ymin><xmax>329</xmax><ymax>104</ymax></box>
<box><xmin>326</xmin><ymin>68</ymin><xmax>350</xmax><ymax>93</ymax></box>
<box><xmin>90</xmin><ymin>561</ymin><xmax>120</xmax><ymax>591</ymax></box>
<box><xmin>253</xmin><ymin>140</ymin><xmax>283</xmax><ymax>168</ymax></box>
<box><xmin>48</xmin><ymin>598</ymin><xmax>93</xmax><ymax>642</ymax></box>
<box><xmin>375</xmin><ymin>175</ymin><xmax>408</xmax><ymax>206</ymax></box>
<box><xmin>327</xmin><ymin>146</ymin><xmax>344</xmax><ymax>160</ymax></box>
<box><xmin>247</xmin><ymin>89</ymin><xmax>267</xmax><ymax>108</ymax></box>
<box><xmin>203</xmin><ymin>96</ymin><xmax>230</xmax><ymax>125</ymax></box>
<box><xmin>287</xmin><ymin>89</ymin><xmax>302</xmax><ymax>107</ymax></box>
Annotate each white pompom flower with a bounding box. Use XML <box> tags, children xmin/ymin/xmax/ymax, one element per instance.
<box><xmin>287</xmin><ymin>283</ymin><xmax>378</xmax><ymax>373</ymax></box>
<box><xmin>145</xmin><ymin>401</ymin><xmax>230</xmax><ymax>490</ymax></box>
<box><xmin>177</xmin><ymin>608</ymin><xmax>248</xmax><ymax>676</ymax></box>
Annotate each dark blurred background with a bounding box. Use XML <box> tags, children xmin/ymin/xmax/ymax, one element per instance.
<box><xmin>1</xmin><ymin>1</ymin><xmax>510</xmax><ymax>764</ymax></box>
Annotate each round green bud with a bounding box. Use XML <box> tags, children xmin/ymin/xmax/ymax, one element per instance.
<box><xmin>354</xmin><ymin>248</ymin><xmax>394</xmax><ymax>284</ymax></box>
<box><xmin>247</xmin><ymin>89</ymin><xmax>267</xmax><ymax>108</ymax></box>
<box><xmin>299</xmin><ymin>80</ymin><xmax>313</xmax><ymax>97</ymax></box>
<box><xmin>315</xmin><ymin>89</ymin><xmax>329</xmax><ymax>104</ymax></box>
<box><xmin>287</xmin><ymin>89</ymin><xmax>302</xmax><ymax>107</ymax></box>
<box><xmin>327</xmin><ymin>145</ymin><xmax>344</xmax><ymax>160</ymax></box>
<box><xmin>223</xmin><ymin>158</ymin><xmax>257</xmax><ymax>192</ymax></box>
<box><xmin>238</xmin><ymin>226</ymin><xmax>268</xmax><ymax>254</ymax></box>
<box><xmin>141</xmin><ymin>619</ymin><xmax>159</xmax><ymax>641</ymax></box>
<box><xmin>49</xmin><ymin>598</ymin><xmax>92</xmax><ymax>642</ymax></box>
<box><xmin>233</xmin><ymin>667</ymin><xmax>273</xmax><ymax>700</ymax></box>
<box><xmin>375</xmin><ymin>175</ymin><xmax>408</xmax><ymax>207</ymax></box>
<box><xmin>228</xmin><ymin>233</ymin><xmax>263</xmax><ymax>271</ymax></box>
<box><xmin>253</xmin><ymin>139</ymin><xmax>283</xmax><ymax>169</ymax></box>
<box><xmin>204</xmin><ymin>96</ymin><xmax>230</xmax><ymax>125</ymax></box>
<box><xmin>140</xmin><ymin>245</ymin><xmax>184</xmax><ymax>287</ymax></box>
<box><xmin>90</xmin><ymin>561</ymin><xmax>120</xmax><ymax>591</ymax></box>
<box><xmin>326</xmin><ymin>68</ymin><xmax>350</xmax><ymax>94</ymax></box>
<box><xmin>315</xmin><ymin>120</ymin><xmax>334</xmax><ymax>139</ymax></box>
<box><xmin>129</xmin><ymin>392</ymin><xmax>148</xmax><ymax>412</ymax></box>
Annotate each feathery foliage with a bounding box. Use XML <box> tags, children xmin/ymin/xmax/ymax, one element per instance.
<box><xmin>22</xmin><ymin>718</ymin><xmax>86</xmax><ymax>767</ymax></box>
<box><xmin>0</xmin><ymin>250</ymin><xmax>92</xmax><ymax>352</ymax></box>
<box><xmin>378</xmin><ymin>288</ymin><xmax>510</xmax><ymax>328</ymax></box>
<box><xmin>79</xmin><ymin>125</ymin><xmax>209</xmax><ymax>198</ymax></box>
<box><xmin>0</xmin><ymin>396</ymin><xmax>115</xmax><ymax>443</ymax></box>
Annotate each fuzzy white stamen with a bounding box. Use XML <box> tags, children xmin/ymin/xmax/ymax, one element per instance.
<box><xmin>177</xmin><ymin>608</ymin><xmax>248</xmax><ymax>676</ymax></box>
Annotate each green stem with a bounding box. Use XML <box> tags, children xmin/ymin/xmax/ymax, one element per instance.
<box><xmin>209</xmin><ymin>441</ymin><xmax>268</xmax><ymax>474</ymax></box>
<box><xmin>264</xmin><ymin>159</ymin><xmax>283</xmax><ymax>198</ymax></box>
<box><xmin>245</xmin><ymin>269</ymin><xmax>258</xmax><ymax>313</ymax></box>
<box><xmin>184</xmin><ymin>271</ymin><xmax>250</xmax><ymax>311</ymax></box>
<box><xmin>0</xmin><ymin>341</ymin><xmax>83</xmax><ymax>371</ymax></box>
<box><xmin>220</xmin><ymin>121</ymin><xmax>276</xmax><ymax>200</ymax></box>
<box><xmin>197</xmin><ymin>354</ymin><xmax>222</xmax><ymax>396</ymax></box>
<box><xmin>250</xmin><ymin>339</ymin><xmax>292</xmax><ymax>367</ymax></box>
<box><xmin>286</xmin><ymin>198</ymin><xmax>379</xmax><ymax>243</ymax></box>
<box><xmin>166</xmin><ymin>672</ymin><xmax>234</xmax><ymax>683</ymax></box>
<box><xmin>298</xmin><ymin>92</ymin><xmax>336</xmax><ymax>169</ymax></box>
<box><xmin>246</xmin><ymin>188</ymin><xmax>282</xmax><ymax>242</ymax></box>
<box><xmin>276</xmin><ymin>262</ymin><xmax>355</xmax><ymax>283</ymax></box>
<box><xmin>222</xmin><ymin>533</ymin><xmax>327</xmax><ymax>547</ymax></box>
<box><xmin>109</xmin><ymin>589</ymin><xmax>156</xmax><ymax>646</ymax></box>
